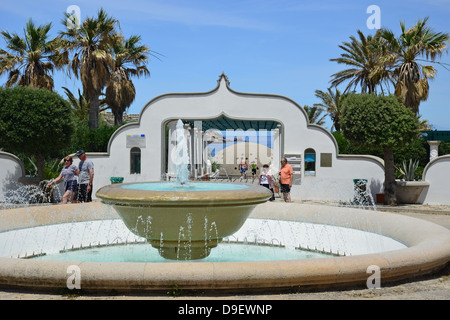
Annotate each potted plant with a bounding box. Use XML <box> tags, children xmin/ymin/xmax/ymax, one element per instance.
<box><xmin>395</xmin><ymin>159</ymin><xmax>429</xmax><ymax>204</ymax></box>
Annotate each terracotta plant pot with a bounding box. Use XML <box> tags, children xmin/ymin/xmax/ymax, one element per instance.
<box><xmin>376</xmin><ymin>193</ymin><xmax>385</xmax><ymax>204</ymax></box>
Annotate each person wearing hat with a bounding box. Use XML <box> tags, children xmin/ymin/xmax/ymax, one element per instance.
<box><xmin>75</xmin><ymin>149</ymin><xmax>94</xmax><ymax>202</ymax></box>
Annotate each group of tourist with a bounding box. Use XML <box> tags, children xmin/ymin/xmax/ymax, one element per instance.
<box><xmin>238</xmin><ymin>157</ymin><xmax>259</xmax><ymax>180</ymax></box>
<box><xmin>258</xmin><ymin>157</ymin><xmax>293</xmax><ymax>203</ymax></box>
<box><xmin>46</xmin><ymin>150</ymin><xmax>94</xmax><ymax>204</ymax></box>
<box><xmin>240</xmin><ymin>157</ymin><xmax>293</xmax><ymax>203</ymax></box>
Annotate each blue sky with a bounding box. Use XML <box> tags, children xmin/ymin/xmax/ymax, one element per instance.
<box><xmin>1</xmin><ymin>0</ymin><xmax>449</xmax><ymax>130</ymax></box>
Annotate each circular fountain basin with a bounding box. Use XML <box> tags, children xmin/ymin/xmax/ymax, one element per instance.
<box><xmin>96</xmin><ymin>182</ymin><xmax>273</xmax><ymax>260</ymax></box>
<box><xmin>0</xmin><ymin>202</ymin><xmax>449</xmax><ymax>292</ymax></box>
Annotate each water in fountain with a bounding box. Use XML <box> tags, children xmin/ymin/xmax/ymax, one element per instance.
<box><xmin>0</xmin><ymin>166</ymin><xmax>408</xmax><ymax>263</ymax></box>
<box><xmin>0</xmin><ymin>120</ymin><xmax>400</xmax><ymax>264</ymax></box>
<box><xmin>174</xmin><ymin>119</ymin><xmax>190</xmax><ymax>186</ymax></box>
<box><xmin>1</xmin><ymin>153</ymin><xmax>404</xmax><ymax>263</ymax></box>
<box><xmin>211</xmin><ymin>167</ymin><xmax>231</xmax><ymax>181</ymax></box>
<box><xmin>1</xmin><ymin>178</ymin><xmax>63</xmax><ymax>209</ymax></box>
<box><xmin>0</xmin><ymin>209</ymin><xmax>406</xmax><ymax>262</ymax></box>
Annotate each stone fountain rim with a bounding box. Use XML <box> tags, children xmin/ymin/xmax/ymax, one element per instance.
<box><xmin>96</xmin><ymin>181</ymin><xmax>273</xmax><ymax>205</ymax></box>
<box><xmin>0</xmin><ymin>202</ymin><xmax>449</xmax><ymax>292</ymax></box>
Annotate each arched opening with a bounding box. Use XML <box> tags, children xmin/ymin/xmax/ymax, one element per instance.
<box><xmin>130</xmin><ymin>147</ymin><xmax>141</xmax><ymax>174</ymax></box>
<box><xmin>304</xmin><ymin>148</ymin><xmax>316</xmax><ymax>176</ymax></box>
<box><xmin>164</xmin><ymin>116</ymin><xmax>282</xmax><ymax>180</ymax></box>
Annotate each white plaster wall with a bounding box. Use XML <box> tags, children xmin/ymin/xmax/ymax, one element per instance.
<box><xmin>83</xmin><ymin>75</ymin><xmax>385</xmax><ymax>201</ymax></box>
<box><xmin>4</xmin><ymin>76</ymin><xmax>448</xmax><ymax>204</ymax></box>
<box><xmin>0</xmin><ymin>151</ymin><xmax>25</xmax><ymax>202</ymax></box>
<box><xmin>295</xmin><ymin>155</ymin><xmax>384</xmax><ymax>201</ymax></box>
<box><xmin>422</xmin><ymin>155</ymin><xmax>450</xmax><ymax>205</ymax></box>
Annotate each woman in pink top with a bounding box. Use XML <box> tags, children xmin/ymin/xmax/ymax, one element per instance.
<box><xmin>279</xmin><ymin>157</ymin><xmax>293</xmax><ymax>202</ymax></box>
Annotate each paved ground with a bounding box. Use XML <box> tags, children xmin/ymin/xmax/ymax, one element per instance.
<box><xmin>0</xmin><ymin>201</ymin><xmax>449</xmax><ymax>300</ymax></box>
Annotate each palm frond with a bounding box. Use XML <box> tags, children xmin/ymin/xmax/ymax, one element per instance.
<box><xmin>329</xmin><ymin>30</ymin><xmax>394</xmax><ymax>94</ymax></box>
<box><xmin>0</xmin><ymin>19</ymin><xmax>60</xmax><ymax>90</ymax></box>
<box><xmin>379</xmin><ymin>17</ymin><xmax>449</xmax><ymax>113</ymax></box>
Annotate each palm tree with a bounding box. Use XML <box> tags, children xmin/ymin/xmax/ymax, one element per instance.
<box><xmin>60</xmin><ymin>8</ymin><xmax>119</xmax><ymax>129</ymax></box>
<box><xmin>303</xmin><ymin>105</ymin><xmax>327</xmax><ymax>126</ymax></box>
<box><xmin>0</xmin><ymin>19</ymin><xmax>64</xmax><ymax>90</ymax></box>
<box><xmin>329</xmin><ymin>30</ymin><xmax>395</xmax><ymax>94</ymax></box>
<box><xmin>62</xmin><ymin>87</ymin><xmax>107</xmax><ymax>120</ymax></box>
<box><xmin>378</xmin><ymin>18</ymin><xmax>449</xmax><ymax>114</ymax></box>
<box><xmin>106</xmin><ymin>35</ymin><xmax>152</xmax><ymax>125</ymax></box>
<box><xmin>63</xmin><ymin>86</ymin><xmax>89</xmax><ymax>120</ymax></box>
<box><xmin>314</xmin><ymin>88</ymin><xmax>345</xmax><ymax>132</ymax></box>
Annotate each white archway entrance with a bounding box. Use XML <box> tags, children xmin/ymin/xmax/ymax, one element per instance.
<box><xmin>164</xmin><ymin>116</ymin><xmax>282</xmax><ymax>180</ymax></box>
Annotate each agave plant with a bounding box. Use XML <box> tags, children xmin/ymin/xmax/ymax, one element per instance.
<box><xmin>397</xmin><ymin>159</ymin><xmax>419</xmax><ymax>181</ymax></box>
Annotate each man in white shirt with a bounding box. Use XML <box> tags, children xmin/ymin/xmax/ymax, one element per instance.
<box><xmin>75</xmin><ymin>149</ymin><xmax>94</xmax><ymax>202</ymax></box>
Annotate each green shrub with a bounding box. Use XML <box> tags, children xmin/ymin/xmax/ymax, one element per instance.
<box><xmin>0</xmin><ymin>86</ymin><xmax>74</xmax><ymax>179</ymax></box>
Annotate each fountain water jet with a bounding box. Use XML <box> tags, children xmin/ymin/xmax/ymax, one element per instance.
<box><xmin>96</xmin><ymin>120</ymin><xmax>272</xmax><ymax>260</ymax></box>
<box><xmin>173</xmin><ymin>119</ymin><xmax>190</xmax><ymax>186</ymax></box>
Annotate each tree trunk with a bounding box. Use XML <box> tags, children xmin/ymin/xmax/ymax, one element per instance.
<box><xmin>114</xmin><ymin>110</ymin><xmax>123</xmax><ymax>126</ymax></box>
<box><xmin>383</xmin><ymin>148</ymin><xmax>397</xmax><ymax>205</ymax></box>
<box><xmin>35</xmin><ymin>153</ymin><xmax>45</xmax><ymax>181</ymax></box>
<box><xmin>89</xmin><ymin>95</ymin><xmax>100</xmax><ymax>130</ymax></box>
<box><xmin>334</xmin><ymin>118</ymin><xmax>341</xmax><ymax>131</ymax></box>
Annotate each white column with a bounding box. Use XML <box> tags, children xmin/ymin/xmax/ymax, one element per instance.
<box><xmin>271</xmin><ymin>126</ymin><xmax>281</xmax><ymax>172</ymax></box>
<box><xmin>197</xmin><ymin>128</ymin><xmax>205</xmax><ymax>176</ymax></box>
<box><xmin>428</xmin><ymin>141</ymin><xmax>441</xmax><ymax>162</ymax></box>
<box><xmin>201</xmin><ymin>131</ymin><xmax>206</xmax><ymax>176</ymax></box>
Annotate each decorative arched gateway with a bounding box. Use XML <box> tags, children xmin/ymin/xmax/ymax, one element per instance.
<box><xmin>84</xmin><ymin>73</ymin><xmax>385</xmax><ymax>201</ymax></box>
<box><xmin>164</xmin><ymin>116</ymin><xmax>281</xmax><ymax>181</ymax></box>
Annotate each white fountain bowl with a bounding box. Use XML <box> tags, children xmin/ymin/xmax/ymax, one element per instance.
<box><xmin>0</xmin><ymin>201</ymin><xmax>449</xmax><ymax>292</ymax></box>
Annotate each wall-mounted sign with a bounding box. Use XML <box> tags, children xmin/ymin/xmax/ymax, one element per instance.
<box><xmin>126</xmin><ymin>134</ymin><xmax>146</xmax><ymax>148</ymax></box>
<box><xmin>320</xmin><ymin>153</ymin><xmax>332</xmax><ymax>167</ymax></box>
